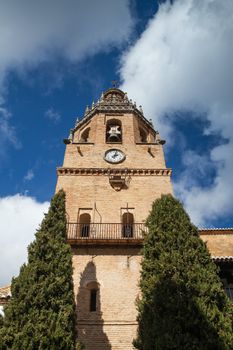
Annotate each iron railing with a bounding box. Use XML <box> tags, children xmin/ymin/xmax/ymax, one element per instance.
<box><xmin>67</xmin><ymin>223</ymin><xmax>147</xmax><ymax>241</ymax></box>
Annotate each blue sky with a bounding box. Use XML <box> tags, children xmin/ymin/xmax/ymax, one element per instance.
<box><xmin>0</xmin><ymin>0</ymin><xmax>233</xmax><ymax>285</ymax></box>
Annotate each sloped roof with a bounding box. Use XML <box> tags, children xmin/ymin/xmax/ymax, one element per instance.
<box><xmin>74</xmin><ymin>87</ymin><xmax>156</xmax><ymax>133</ymax></box>
<box><xmin>199</xmin><ymin>228</ymin><xmax>233</xmax><ymax>235</ymax></box>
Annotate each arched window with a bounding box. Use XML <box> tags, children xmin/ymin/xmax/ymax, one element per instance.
<box><xmin>90</xmin><ymin>289</ymin><xmax>97</xmax><ymax>312</ymax></box>
<box><xmin>79</xmin><ymin>213</ymin><xmax>91</xmax><ymax>237</ymax></box>
<box><xmin>106</xmin><ymin>119</ymin><xmax>122</xmax><ymax>143</ymax></box>
<box><xmin>80</xmin><ymin>127</ymin><xmax>90</xmax><ymax>142</ymax></box>
<box><xmin>139</xmin><ymin>127</ymin><xmax>148</xmax><ymax>143</ymax></box>
<box><xmin>122</xmin><ymin>212</ymin><xmax>134</xmax><ymax>238</ymax></box>
<box><xmin>86</xmin><ymin>281</ymin><xmax>99</xmax><ymax>312</ymax></box>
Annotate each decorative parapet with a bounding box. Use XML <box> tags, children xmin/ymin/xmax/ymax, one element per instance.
<box><xmin>74</xmin><ymin>88</ymin><xmax>156</xmax><ymax>133</ymax></box>
<box><xmin>57</xmin><ymin>167</ymin><xmax>172</xmax><ymax>177</ymax></box>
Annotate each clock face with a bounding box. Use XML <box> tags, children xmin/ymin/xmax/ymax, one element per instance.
<box><xmin>104</xmin><ymin>149</ymin><xmax>125</xmax><ymax>164</ymax></box>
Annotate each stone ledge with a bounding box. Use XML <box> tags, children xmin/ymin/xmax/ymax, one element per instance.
<box><xmin>68</xmin><ymin>239</ymin><xmax>143</xmax><ymax>247</ymax></box>
<box><xmin>57</xmin><ymin>167</ymin><xmax>172</xmax><ymax>176</ymax></box>
<box><xmin>77</xmin><ymin>320</ymin><xmax>137</xmax><ymax>325</ymax></box>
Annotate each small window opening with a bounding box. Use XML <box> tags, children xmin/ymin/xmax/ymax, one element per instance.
<box><xmin>106</xmin><ymin>119</ymin><xmax>122</xmax><ymax>143</ymax></box>
<box><xmin>80</xmin><ymin>127</ymin><xmax>90</xmax><ymax>142</ymax></box>
<box><xmin>122</xmin><ymin>212</ymin><xmax>134</xmax><ymax>238</ymax></box>
<box><xmin>90</xmin><ymin>289</ymin><xmax>97</xmax><ymax>312</ymax></box>
<box><xmin>79</xmin><ymin>213</ymin><xmax>91</xmax><ymax>237</ymax></box>
<box><xmin>139</xmin><ymin>128</ymin><xmax>148</xmax><ymax>143</ymax></box>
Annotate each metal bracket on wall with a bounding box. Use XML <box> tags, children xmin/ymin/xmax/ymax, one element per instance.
<box><xmin>77</xmin><ymin>146</ymin><xmax>83</xmax><ymax>156</ymax></box>
<box><xmin>109</xmin><ymin>174</ymin><xmax>131</xmax><ymax>191</ymax></box>
<box><xmin>148</xmin><ymin>147</ymin><xmax>155</xmax><ymax>157</ymax></box>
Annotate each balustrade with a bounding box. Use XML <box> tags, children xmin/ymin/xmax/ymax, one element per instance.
<box><xmin>67</xmin><ymin>222</ymin><xmax>147</xmax><ymax>242</ymax></box>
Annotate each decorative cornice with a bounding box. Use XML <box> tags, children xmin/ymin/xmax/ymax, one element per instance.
<box><xmin>74</xmin><ymin>88</ymin><xmax>156</xmax><ymax>133</ymax></box>
<box><xmin>199</xmin><ymin>227</ymin><xmax>233</xmax><ymax>231</ymax></box>
<box><xmin>75</xmin><ymin>105</ymin><xmax>154</xmax><ymax>132</ymax></box>
<box><xmin>57</xmin><ymin>167</ymin><xmax>172</xmax><ymax>177</ymax></box>
<box><xmin>199</xmin><ymin>228</ymin><xmax>233</xmax><ymax>235</ymax></box>
<box><xmin>212</xmin><ymin>256</ymin><xmax>233</xmax><ymax>262</ymax></box>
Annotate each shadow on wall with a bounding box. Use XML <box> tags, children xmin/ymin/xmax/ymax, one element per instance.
<box><xmin>76</xmin><ymin>261</ymin><xmax>111</xmax><ymax>350</ymax></box>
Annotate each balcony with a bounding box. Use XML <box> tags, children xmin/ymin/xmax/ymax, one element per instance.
<box><xmin>66</xmin><ymin>223</ymin><xmax>147</xmax><ymax>245</ymax></box>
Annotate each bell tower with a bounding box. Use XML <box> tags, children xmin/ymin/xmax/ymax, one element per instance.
<box><xmin>56</xmin><ymin>88</ymin><xmax>172</xmax><ymax>349</ymax></box>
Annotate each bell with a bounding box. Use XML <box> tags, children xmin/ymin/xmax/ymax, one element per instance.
<box><xmin>108</xmin><ymin>132</ymin><xmax>121</xmax><ymax>142</ymax></box>
<box><xmin>107</xmin><ymin>125</ymin><xmax>121</xmax><ymax>142</ymax></box>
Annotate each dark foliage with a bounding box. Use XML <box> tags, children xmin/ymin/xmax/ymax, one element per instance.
<box><xmin>134</xmin><ymin>194</ymin><xmax>233</xmax><ymax>350</ymax></box>
<box><xmin>0</xmin><ymin>190</ymin><xmax>76</xmax><ymax>350</ymax></box>
<box><xmin>0</xmin><ymin>315</ymin><xmax>3</xmax><ymax>328</ymax></box>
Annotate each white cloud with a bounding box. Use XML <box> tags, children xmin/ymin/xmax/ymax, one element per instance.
<box><xmin>120</xmin><ymin>0</ymin><xmax>233</xmax><ymax>226</ymax></box>
<box><xmin>0</xmin><ymin>195</ymin><xmax>49</xmax><ymax>286</ymax></box>
<box><xmin>23</xmin><ymin>169</ymin><xmax>34</xmax><ymax>181</ymax></box>
<box><xmin>0</xmin><ymin>106</ymin><xmax>21</xmax><ymax>148</ymax></box>
<box><xmin>44</xmin><ymin>107</ymin><xmax>61</xmax><ymax>124</ymax></box>
<box><xmin>0</xmin><ymin>0</ymin><xmax>133</xmax><ymax>156</ymax></box>
<box><xmin>0</xmin><ymin>0</ymin><xmax>133</xmax><ymax>75</ymax></box>
<box><xmin>0</xmin><ymin>107</ymin><xmax>21</xmax><ymax>158</ymax></box>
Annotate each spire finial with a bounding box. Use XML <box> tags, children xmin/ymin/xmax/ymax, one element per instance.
<box><xmin>111</xmin><ymin>80</ymin><xmax>118</xmax><ymax>88</ymax></box>
<box><xmin>85</xmin><ymin>105</ymin><xmax>89</xmax><ymax>114</ymax></box>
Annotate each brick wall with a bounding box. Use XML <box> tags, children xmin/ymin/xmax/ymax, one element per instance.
<box><xmin>72</xmin><ymin>247</ymin><xmax>141</xmax><ymax>350</ymax></box>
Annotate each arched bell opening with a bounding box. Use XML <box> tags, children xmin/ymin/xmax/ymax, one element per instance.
<box><xmin>80</xmin><ymin>127</ymin><xmax>90</xmax><ymax>142</ymax></box>
<box><xmin>106</xmin><ymin>119</ymin><xmax>122</xmax><ymax>143</ymax></box>
<box><xmin>79</xmin><ymin>213</ymin><xmax>91</xmax><ymax>237</ymax></box>
<box><xmin>122</xmin><ymin>212</ymin><xmax>134</xmax><ymax>238</ymax></box>
<box><xmin>139</xmin><ymin>127</ymin><xmax>148</xmax><ymax>143</ymax></box>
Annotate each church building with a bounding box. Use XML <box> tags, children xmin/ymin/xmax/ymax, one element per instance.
<box><xmin>55</xmin><ymin>87</ymin><xmax>233</xmax><ymax>349</ymax></box>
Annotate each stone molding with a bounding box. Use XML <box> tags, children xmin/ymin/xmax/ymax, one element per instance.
<box><xmin>57</xmin><ymin>167</ymin><xmax>172</xmax><ymax>176</ymax></box>
<box><xmin>77</xmin><ymin>320</ymin><xmax>138</xmax><ymax>325</ymax></box>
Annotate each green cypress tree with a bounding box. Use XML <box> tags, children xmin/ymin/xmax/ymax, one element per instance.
<box><xmin>0</xmin><ymin>190</ymin><xmax>76</xmax><ymax>350</ymax></box>
<box><xmin>134</xmin><ymin>194</ymin><xmax>233</xmax><ymax>350</ymax></box>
